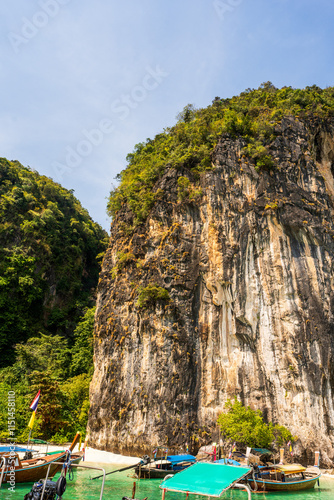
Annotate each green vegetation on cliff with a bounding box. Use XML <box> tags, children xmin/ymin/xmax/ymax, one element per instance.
<box><xmin>218</xmin><ymin>398</ymin><xmax>295</xmax><ymax>449</ymax></box>
<box><xmin>0</xmin><ymin>158</ymin><xmax>107</xmax><ymax>441</ymax></box>
<box><xmin>108</xmin><ymin>83</ymin><xmax>334</xmax><ymax>223</ymax></box>
<box><xmin>0</xmin><ymin>158</ymin><xmax>108</xmax><ymax>367</ymax></box>
<box><xmin>0</xmin><ymin>307</ymin><xmax>95</xmax><ymax>442</ymax></box>
<box><xmin>136</xmin><ymin>283</ymin><xmax>170</xmax><ymax>309</ymax></box>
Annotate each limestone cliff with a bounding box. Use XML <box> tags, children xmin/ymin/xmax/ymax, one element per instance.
<box><xmin>88</xmin><ymin>113</ymin><xmax>334</xmax><ymax>465</ymax></box>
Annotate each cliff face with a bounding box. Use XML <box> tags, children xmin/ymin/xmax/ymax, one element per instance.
<box><xmin>88</xmin><ymin>116</ymin><xmax>334</xmax><ymax>464</ymax></box>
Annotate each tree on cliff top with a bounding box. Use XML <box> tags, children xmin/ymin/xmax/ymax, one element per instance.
<box><xmin>217</xmin><ymin>398</ymin><xmax>295</xmax><ymax>449</ymax></box>
<box><xmin>108</xmin><ymin>83</ymin><xmax>334</xmax><ymax>224</ymax></box>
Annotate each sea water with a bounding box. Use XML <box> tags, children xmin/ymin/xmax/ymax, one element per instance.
<box><xmin>1</xmin><ymin>465</ymin><xmax>334</xmax><ymax>500</ymax></box>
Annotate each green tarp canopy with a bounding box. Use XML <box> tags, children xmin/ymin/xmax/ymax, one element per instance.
<box><xmin>251</xmin><ymin>448</ymin><xmax>272</xmax><ymax>454</ymax></box>
<box><xmin>160</xmin><ymin>463</ymin><xmax>251</xmax><ymax>497</ymax></box>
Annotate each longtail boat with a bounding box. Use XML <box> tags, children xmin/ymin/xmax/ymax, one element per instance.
<box><xmin>246</xmin><ymin>463</ymin><xmax>321</xmax><ymax>491</ymax></box>
<box><xmin>0</xmin><ymin>432</ymin><xmax>81</xmax><ymax>485</ymax></box>
<box><xmin>135</xmin><ymin>454</ymin><xmax>196</xmax><ymax>479</ymax></box>
<box><xmin>0</xmin><ymin>451</ymin><xmax>67</xmax><ymax>484</ymax></box>
<box><xmin>135</xmin><ymin>446</ymin><xmax>196</xmax><ymax>479</ymax></box>
<box><xmin>24</xmin><ymin>462</ymin><xmax>106</xmax><ymax>500</ymax></box>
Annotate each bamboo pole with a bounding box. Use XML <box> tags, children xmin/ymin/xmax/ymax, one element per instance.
<box><xmin>314</xmin><ymin>451</ymin><xmax>320</xmax><ymax>467</ymax></box>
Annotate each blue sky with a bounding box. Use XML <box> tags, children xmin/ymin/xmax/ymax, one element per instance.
<box><xmin>1</xmin><ymin>0</ymin><xmax>333</xmax><ymax>231</ymax></box>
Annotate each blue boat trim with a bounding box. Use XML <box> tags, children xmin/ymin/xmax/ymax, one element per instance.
<box><xmin>0</xmin><ymin>446</ymin><xmax>32</xmax><ymax>453</ymax></box>
<box><xmin>252</xmin><ymin>476</ymin><xmax>319</xmax><ymax>486</ymax></box>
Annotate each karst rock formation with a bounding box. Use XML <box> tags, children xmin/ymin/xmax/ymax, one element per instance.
<box><xmin>88</xmin><ymin>113</ymin><xmax>334</xmax><ymax>465</ymax></box>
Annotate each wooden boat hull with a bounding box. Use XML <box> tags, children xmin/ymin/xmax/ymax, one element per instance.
<box><xmin>135</xmin><ymin>452</ymin><xmax>196</xmax><ymax>479</ymax></box>
<box><xmin>70</xmin><ymin>450</ymin><xmax>84</xmax><ymax>465</ymax></box>
<box><xmin>136</xmin><ymin>466</ymin><xmax>177</xmax><ymax>479</ymax></box>
<box><xmin>247</xmin><ymin>473</ymin><xmax>321</xmax><ymax>491</ymax></box>
<box><xmin>1</xmin><ymin>452</ymin><xmax>66</xmax><ymax>484</ymax></box>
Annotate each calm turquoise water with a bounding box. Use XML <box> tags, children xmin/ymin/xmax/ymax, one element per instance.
<box><xmin>1</xmin><ymin>464</ymin><xmax>334</xmax><ymax>500</ymax></box>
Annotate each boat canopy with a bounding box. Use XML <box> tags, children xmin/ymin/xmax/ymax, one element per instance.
<box><xmin>252</xmin><ymin>448</ymin><xmax>272</xmax><ymax>455</ymax></box>
<box><xmin>276</xmin><ymin>464</ymin><xmax>306</xmax><ymax>474</ymax></box>
<box><xmin>0</xmin><ymin>446</ymin><xmax>32</xmax><ymax>453</ymax></box>
<box><xmin>215</xmin><ymin>458</ymin><xmax>241</xmax><ymax>466</ymax></box>
<box><xmin>166</xmin><ymin>454</ymin><xmax>196</xmax><ymax>464</ymax></box>
<box><xmin>160</xmin><ymin>463</ymin><xmax>251</xmax><ymax>497</ymax></box>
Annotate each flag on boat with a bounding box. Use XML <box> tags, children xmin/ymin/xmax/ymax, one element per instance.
<box><xmin>288</xmin><ymin>440</ymin><xmax>293</xmax><ymax>456</ymax></box>
<box><xmin>28</xmin><ymin>411</ymin><xmax>36</xmax><ymax>429</ymax></box>
<box><xmin>228</xmin><ymin>442</ymin><xmax>236</xmax><ymax>459</ymax></box>
<box><xmin>29</xmin><ymin>390</ymin><xmax>41</xmax><ymax>411</ymax></box>
<box><xmin>83</xmin><ymin>437</ymin><xmax>88</xmax><ymax>462</ymax></box>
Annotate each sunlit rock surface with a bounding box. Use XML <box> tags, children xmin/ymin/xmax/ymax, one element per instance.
<box><xmin>88</xmin><ymin>117</ymin><xmax>334</xmax><ymax>465</ymax></box>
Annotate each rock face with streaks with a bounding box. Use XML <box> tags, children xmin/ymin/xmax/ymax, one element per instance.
<box><xmin>88</xmin><ymin>116</ymin><xmax>334</xmax><ymax>465</ymax></box>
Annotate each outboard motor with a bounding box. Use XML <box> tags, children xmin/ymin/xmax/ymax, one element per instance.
<box><xmin>23</xmin><ymin>476</ymin><xmax>66</xmax><ymax>500</ymax></box>
<box><xmin>253</xmin><ymin>464</ymin><xmax>261</xmax><ymax>477</ymax></box>
<box><xmin>140</xmin><ymin>455</ymin><xmax>150</xmax><ymax>465</ymax></box>
<box><xmin>122</xmin><ymin>497</ymin><xmax>148</xmax><ymax>500</ymax></box>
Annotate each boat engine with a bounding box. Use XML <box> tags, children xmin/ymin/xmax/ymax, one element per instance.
<box><xmin>140</xmin><ymin>455</ymin><xmax>150</xmax><ymax>465</ymax></box>
<box><xmin>122</xmin><ymin>497</ymin><xmax>148</xmax><ymax>500</ymax></box>
<box><xmin>23</xmin><ymin>476</ymin><xmax>66</xmax><ymax>500</ymax></box>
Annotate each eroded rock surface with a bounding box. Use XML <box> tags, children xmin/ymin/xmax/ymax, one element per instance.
<box><xmin>88</xmin><ymin>117</ymin><xmax>334</xmax><ymax>465</ymax></box>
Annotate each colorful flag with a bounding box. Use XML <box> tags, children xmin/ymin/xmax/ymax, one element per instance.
<box><xmin>28</xmin><ymin>411</ymin><xmax>36</xmax><ymax>429</ymax></box>
<box><xmin>83</xmin><ymin>438</ymin><xmax>88</xmax><ymax>462</ymax></box>
<box><xmin>228</xmin><ymin>442</ymin><xmax>236</xmax><ymax>459</ymax></box>
<box><xmin>287</xmin><ymin>440</ymin><xmax>293</xmax><ymax>456</ymax></box>
<box><xmin>29</xmin><ymin>390</ymin><xmax>41</xmax><ymax>411</ymax></box>
<box><xmin>212</xmin><ymin>443</ymin><xmax>217</xmax><ymax>461</ymax></box>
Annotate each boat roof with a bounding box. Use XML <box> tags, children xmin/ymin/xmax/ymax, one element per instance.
<box><xmin>215</xmin><ymin>458</ymin><xmax>241</xmax><ymax>466</ymax></box>
<box><xmin>271</xmin><ymin>464</ymin><xmax>306</xmax><ymax>473</ymax></box>
<box><xmin>252</xmin><ymin>448</ymin><xmax>272</xmax><ymax>455</ymax></box>
<box><xmin>160</xmin><ymin>463</ymin><xmax>251</xmax><ymax>497</ymax></box>
<box><xmin>0</xmin><ymin>446</ymin><xmax>32</xmax><ymax>453</ymax></box>
<box><xmin>148</xmin><ymin>459</ymin><xmax>171</xmax><ymax>465</ymax></box>
<box><xmin>166</xmin><ymin>454</ymin><xmax>196</xmax><ymax>464</ymax></box>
